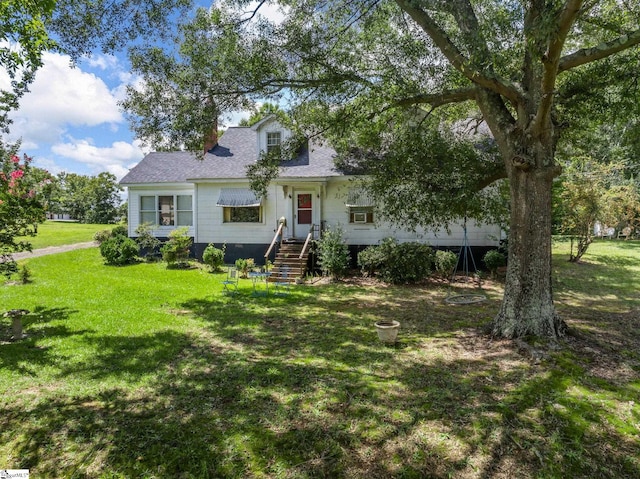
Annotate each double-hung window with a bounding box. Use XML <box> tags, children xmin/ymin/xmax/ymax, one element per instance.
<box><xmin>139</xmin><ymin>194</ymin><xmax>193</xmax><ymax>226</ymax></box>
<box><xmin>266</xmin><ymin>131</ymin><xmax>282</xmax><ymax>155</ymax></box>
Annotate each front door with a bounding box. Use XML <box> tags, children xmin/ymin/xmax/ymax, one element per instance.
<box><xmin>294</xmin><ymin>192</ymin><xmax>313</xmax><ymax>238</ymax></box>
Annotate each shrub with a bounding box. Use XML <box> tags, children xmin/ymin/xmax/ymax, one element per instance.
<box><xmin>357</xmin><ymin>237</ymin><xmax>397</xmax><ymax>276</ymax></box>
<box><xmin>483</xmin><ymin>249</ymin><xmax>506</xmax><ymax>277</ymax></box>
<box><xmin>135</xmin><ymin>222</ymin><xmax>161</xmax><ymax>260</ymax></box>
<box><xmin>357</xmin><ymin>238</ymin><xmax>434</xmax><ymax>284</ymax></box>
<box><xmin>93</xmin><ymin>229</ymin><xmax>112</xmax><ymax>244</ymax></box>
<box><xmin>382</xmin><ymin>242</ymin><xmax>434</xmax><ymax>284</ymax></box>
<box><xmin>434</xmin><ymin>250</ymin><xmax>457</xmax><ymax>278</ymax></box>
<box><xmin>317</xmin><ymin>226</ymin><xmax>350</xmax><ymax>279</ymax></box>
<box><xmin>111</xmin><ymin>225</ymin><xmax>128</xmax><ymax>237</ymax></box>
<box><xmin>161</xmin><ymin>227</ymin><xmax>192</xmax><ymax>267</ymax></box>
<box><xmin>19</xmin><ymin>264</ymin><xmax>32</xmax><ymax>284</ymax></box>
<box><xmin>234</xmin><ymin>257</ymin><xmax>255</xmax><ymax>278</ymax></box>
<box><xmin>203</xmin><ymin>243</ymin><xmax>226</xmax><ymax>272</ymax></box>
<box><xmin>100</xmin><ymin>235</ymin><xmax>139</xmax><ymax>265</ymax></box>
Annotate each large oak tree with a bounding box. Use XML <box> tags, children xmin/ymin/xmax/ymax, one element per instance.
<box><xmin>124</xmin><ymin>1</ymin><xmax>640</xmax><ymax>340</ymax></box>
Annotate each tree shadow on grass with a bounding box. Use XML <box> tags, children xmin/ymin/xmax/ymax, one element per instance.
<box><xmin>0</xmin><ymin>306</ymin><xmax>83</xmax><ymax>375</ymax></box>
<box><xmin>1</xmin><ymin>284</ymin><xmax>638</xmax><ymax>478</ymax></box>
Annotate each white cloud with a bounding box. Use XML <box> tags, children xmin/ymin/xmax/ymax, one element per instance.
<box><xmin>7</xmin><ymin>51</ymin><xmax>124</xmax><ymax>147</ymax></box>
<box><xmin>85</xmin><ymin>54</ymin><xmax>119</xmax><ymax>71</ymax></box>
<box><xmin>51</xmin><ymin>137</ymin><xmax>145</xmax><ymax>180</ymax></box>
<box><xmin>32</xmin><ymin>157</ymin><xmax>65</xmax><ymax>176</ymax></box>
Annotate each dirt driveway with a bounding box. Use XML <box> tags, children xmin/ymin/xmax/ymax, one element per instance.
<box><xmin>9</xmin><ymin>242</ymin><xmax>98</xmax><ymax>260</ymax></box>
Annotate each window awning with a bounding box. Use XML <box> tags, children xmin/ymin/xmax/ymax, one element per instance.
<box><xmin>345</xmin><ymin>189</ymin><xmax>375</xmax><ymax>207</ymax></box>
<box><xmin>216</xmin><ymin>188</ymin><xmax>261</xmax><ymax>207</ymax></box>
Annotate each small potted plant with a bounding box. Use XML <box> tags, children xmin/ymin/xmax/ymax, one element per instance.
<box><xmin>374</xmin><ymin>320</ymin><xmax>400</xmax><ymax>343</ymax></box>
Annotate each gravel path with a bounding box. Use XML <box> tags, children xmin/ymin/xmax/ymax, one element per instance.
<box><xmin>10</xmin><ymin>242</ymin><xmax>98</xmax><ymax>260</ymax></box>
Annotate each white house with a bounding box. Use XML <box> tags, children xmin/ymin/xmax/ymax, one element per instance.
<box><xmin>120</xmin><ymin>116</ymin><xmax>500</xmax><ymax>266</ymax></box>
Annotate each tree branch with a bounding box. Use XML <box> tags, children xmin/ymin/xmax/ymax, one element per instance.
<box><xmin>392</xmin><ymin>87</ymin><xmax>478</xmax><ymax>109</ymax></box>
<box><xmin>558</xmin><ymin>28</ymin><xmax>640</xmax><ymax>72</ymax></box>
<box><xmin>475</xmin><ymin>168</ymin><xmax>508</xmax><ymax>190</ymax></box>
<box><xmin>237</xmin><ymin>0</ymin><xmax>269</xmax><ymax>24</ymax></box>
<box><xmin>534</xmin><ymin>0</ymin><xmax>584</xmax><ymax>133</ymax></box>
<box><xmin>394</xmin><ymin>0</ymin><xmax>524</xmax><ymax>106</ymax></box>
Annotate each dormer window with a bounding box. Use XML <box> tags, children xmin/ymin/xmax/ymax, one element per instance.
<box><xmin>266</xmin><ymin>131</ymin><xmax>282</xmax><ymax>155</ymax></box>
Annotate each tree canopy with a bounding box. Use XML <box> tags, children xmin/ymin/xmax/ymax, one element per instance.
<box><xmin>122</xmin><ymin>0</ymin><xmax>640</xmax><ymax>339</ymax></box>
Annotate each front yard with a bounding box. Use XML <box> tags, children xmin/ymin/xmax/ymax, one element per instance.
<box><xmin>1</xmin><ymin>241</ymin><xmax>639</xmax><ymax>478</ymax></box>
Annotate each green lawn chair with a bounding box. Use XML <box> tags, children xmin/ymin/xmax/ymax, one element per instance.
<box><xmin>221</xmin><ymin>267</ymin><xmax>239</xmax><ymax>295</ymax></box>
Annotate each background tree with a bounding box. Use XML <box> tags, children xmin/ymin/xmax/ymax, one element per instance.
<box><xmin>555</xmin><ymin>158</ymin><xmax>609</xmax><ymax>262</ymax></box>
<box><xmin>238</xmin><ymin>103</ymin><xmax>285</xmax><ymax>127</ymax></box>
<box><xmin>28</xmin><ymin>166</ymin><xmax>58</xmax><ymax>221</ymax></box>
<box><xmin>602</xmin><ymin>180</ymin><xmax>640</xmax><ymax>237</ymax></box>
<box><xmin>0</xmin><ymin>144</ymin><xmax>46</xmax><ymax>277</ymax></box>
<box><xmin>123</xmin><ymin>1</ymin><xmax>640</xmax><ymax>340</ymax></box>
<box><xmin>56</xmin><ymin>173</ymin><xmax>91</xmax><ymax>222</ymax></box>
<box><xmin>84</xmin><ymin>172</ymin><xmax>123</xmax><ymax>224</ymax></box>
<box><xmin>56</xmin><ymin>172</ymin><xmax>122</xmax><ymax>223</ymax></box>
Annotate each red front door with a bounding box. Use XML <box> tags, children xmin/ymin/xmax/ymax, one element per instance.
<box><xmin>295</xmin><ymin>192</ymin><xmax>313</xmax><ymax>237</ymax></box>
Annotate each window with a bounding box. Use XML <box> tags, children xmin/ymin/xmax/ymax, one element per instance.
<box><xmin>139</xmin><ymin>195</ymin><xmax>193</xmax><ymax>226</ymax></box>
<box><xmin>349</xmin><ymin>207</ymin><xmax>374</xmax><ymax>224</ymax></box>
<box><xmin>345</xmin><ymin>189</ymin><xmax>375</xmax><ymax>224</ymax></box>
<box><xmin>158</xmin><ymin>195</ymin><xmax>174</xmax><ymax>225</ymax></box>
<box><xmin>217</xmin><ymin>188</ymin><xmax>262</xmax><ymax>223</ymax></box>
<box><xmin>176</xmin><ymin>195</ymin><xmax>193</xmax><ymax>226</ymax></box>
<box><xmin>140</xmin><ymin>196</ymin><xmax>157</xmax><ymax>225</ymax></box>
<box><xmin>223</xmin><ymin>206</ymin><xmax>261</xmax><ymax>223</ymax></box>
<box><xmin>266</xmin><ymin>131</ymin><xmax>282</xmax><ymax>154</ymax></box>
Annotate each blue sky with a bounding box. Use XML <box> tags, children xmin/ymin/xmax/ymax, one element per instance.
<box><xmin>1</xmin><ymin>1</ymin><xmax>285</xmax><ymax>181</ymax></box>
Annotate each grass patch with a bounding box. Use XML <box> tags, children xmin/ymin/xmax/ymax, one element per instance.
<box><xmin>18</xmin><ymin>221</ymin><xmax>114</xmax><ymax>249</ymax></box>
<box><xmin>0</xmin><ymin>241</ymin><xmax>638</xmax><ymax>478</ymax></box>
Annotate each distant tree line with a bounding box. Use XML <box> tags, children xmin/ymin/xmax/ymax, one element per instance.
<box><xmin>37</xmin><ymin>169</ymin><xmax>123</xmax><ymax>224</ymax></box>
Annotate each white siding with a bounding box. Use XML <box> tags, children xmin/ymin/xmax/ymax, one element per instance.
<box><xmin>195</xmin><ymin>182</ymin><xmax>282</xmax><ymax>245</ymax></box>
<box><xmin>322</xmin><ymin>181</ymin><xmax>501</xmax><ymax>247</ymax></box>
<box><xmin>127</xmin><ymin>179</ymin><xmax>500</xmax><ymax>248</ymax></box>
<box><xmin>255</xmin><ymin>119</ymin><xmax>293</xmax><ymax>155</ymax></box>
<box><xmin>127</xmin><ymin>186</ymin><xmax>195</xmax><ymax>238</ymax></box>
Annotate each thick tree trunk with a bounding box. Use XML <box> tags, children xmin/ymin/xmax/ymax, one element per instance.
<box><xmin>489</xmin><ymin>164</ymin><xmax>568</xmax><ymax>339</ymax></box>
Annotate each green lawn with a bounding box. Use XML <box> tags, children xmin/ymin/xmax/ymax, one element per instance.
<box><xmin>19</xmin><ymin>221</ymin><xmax>114</xmax><ymax>249</ymax></box>
<box><xmin>0</xmin><ymin>241</ymin><xmax>639</xmax><ymax>478</ymax></box>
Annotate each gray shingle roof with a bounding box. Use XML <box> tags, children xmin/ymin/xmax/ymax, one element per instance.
<box><xmin>120</xmin><ymin>127</ymin><xmax>343</xmax><ymax>185</ymax></box>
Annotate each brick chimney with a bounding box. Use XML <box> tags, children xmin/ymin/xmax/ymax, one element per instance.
<box><xmin>203</xmin><ymin>118</ymin><xmax>218</xmax><ymax>153</ymax></box>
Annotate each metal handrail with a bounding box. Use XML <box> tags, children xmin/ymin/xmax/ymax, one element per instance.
<box><xmin>265</xmin><ymin>222</ymin><xmax>284</xmax><ymax>259</ymax></box>
<box><xmin>299</xmin><ymin>226</ymin><xmax>314</xmax><ymax>259</ymax></box>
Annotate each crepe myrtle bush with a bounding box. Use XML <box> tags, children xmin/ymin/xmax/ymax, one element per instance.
<box><xmin>0</xmin><ymin>149</ymin><xmax>47</xmax><ymax>277</ymax></box>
